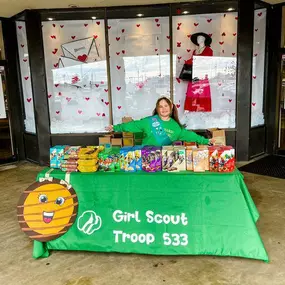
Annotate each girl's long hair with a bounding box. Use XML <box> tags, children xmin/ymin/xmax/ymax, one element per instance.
<box><xmin>152</xmin><ymin>96</ymin><xmax>183</xmax><ymax>128</ymax></box>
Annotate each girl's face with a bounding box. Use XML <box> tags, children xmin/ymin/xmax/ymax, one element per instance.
<box><xmin>197</xmin><ymin>35</ymin><xmax>205</xmax><ymax>45</ymax></box>
<box><xmin>157</xmin><ymin>99</ymin><xmax>172</xmax><ymax>119</ymax></box>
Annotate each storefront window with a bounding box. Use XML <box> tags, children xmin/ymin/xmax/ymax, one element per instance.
<box><xmin>0</xmin><ymin>22</ymin><xmax>5</xmax><ymax>60</ymax></box>
<box><xmin>108</xmin><ymin>17</ymin><xmax>171</xmax><ymax>124</ymax></box>
<box><xmin>42</xmin><ymin>19</ymin><xmax>109</xmax><ymax>133</ymax></box>
<box><xmin>16</xmin><ymin>21</ymin><xmax>36</xmax><ymax>133</ymax></box>
<box><xmin>173</xmin><ymin>12</ymin><xmax>238</xmax><ymax>130</ymax></box>
<box><xmin>251</xmin><ymin>8</ymin><xmax>266</xmax><ymax>127</ymax></box>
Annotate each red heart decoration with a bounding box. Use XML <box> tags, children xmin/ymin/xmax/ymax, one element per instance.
<box><xmin>18</xmin><ymin>26</ymin><xmax>22</xmax><ymax>29</ymax></box>
<box><xmin>187</xmin><ymin>49</ymin><xmax>191</xmax><ymax>53</ymax></box>
<box><xmin>252</xmin><ymin>103</ymin><xmax>256</xmax><ymax>106</ymax></box>
<box><xmin>218</xmin><ymin>83</ymin><xmax>222</xmax><ymax>86</ymax></box>
<box><xmin>118</xmin><ymin>106</ymin><xmax>122</xmax><ymax>109</ymax></box>
<box><xmin>101</xmin><ymin>99</ymin><xmax>104</xmax><ymax>102</ymax></box>
<box><xmin>95</xmin><ymin>84</ymin><xmax>99</xmax><ymax>87</ymax></box>
<box><xmin>96</xmin><ymin>113</ymin><xmax>101</xmax><ymax>116</ymax></box>
<box><xmin>155</xmin><ymin>48</ymin><xmax>158</xmax><ymax>52</ymax></box>
<box><xmin>24</xmin><ymin>76</ymin><xmax>29</xmax><ymax>80</ymax></box>
<box><xmin>155</xmin><ymin>19</ymin><xmax>159</xmax><ymax>22</ymax></box>
<box><xmin>233</xmin><ymin>33</ymin><xmax>237</xmax><ymax>36</ymax></box>
<box><xmin>102</xmin><ymin>113</ymin><xmax>106</xmax><ymax>117</ymax></box>
<box><xmin>101</xmin><ymin>81</ymin><xmax>104</xmax><ymax>84</ymax></box>
<box><xmin>84</xmin><ymin>24</ymin><xmax>88</xmax><ymax>27</ymax></box>
<box><xmin>176</xmin><ymin>8</ymin><xmax>181</xmax><ymax>15</ymax></box>
<box><xmin>122</xmin><ymin>29</ymin><xmax>125</xmax><ymax>33</ymax></box>
<box><xmin>78</xmin><ymin>110</ymin><xmax>83</xmax><ymax>114</ymax></box>
<box><xmin>187</xmin><ymin>34</ymin><xmax>191</xmax><ymax>38</ymax></box>
<box><xmin>117</xmin><ymin>65</ymin><xmax>121</xmax><ymax>70</ymax></box>
<box><xmin>48</xmin><ymin>94</ymin><xmax>52</xmax><ymax>98</ymax></box>
<box><xmin>258</xmin><ymin>12</ymin><xmax>262</xmax><ymax>17</ymax></box>
<box><xmin>55</xmin><ymin>84</ymin><xmax>59</xmax><ymax>87</ymax></box>
<box><xmin>56</xmin><ymin>111</ymin><xmax>60</xmax><ymax>114</ymax></box>
<box><xmin>122</xmin><ymin>50</ymin><xmax>126</xmax><ymax>54</ymax></box>
<box><xmin>116</xmin><ymin>37</ymin><xmax>120</xmax><ymax>41</ymax></box>
<box><xmin>232</xmin><ymin>53</ymin><xmax>236</xmax><ymax>56</ymax></box>
<box><xmin>178</xmin><ymin>56</ymin><xmax>182</xmax><ymax>60</ymax></box>
<box><xmin>50</xmin><ymin>35</ymin><xmax>56</xmax><ymax>39</ymax></box>
<box><xmin>255</xmin><ymin>29</ymin><xmax>258</xmax><ymax>32</ymax></box>
<box><xmin>157</xmin><ymin>24</ymin><xmax>161</xmax><ymax>27</ymax></box>
<box><xmin>254</xmin><ymin>53</ymin><xmax>258</xmax><ymax>57</ymax></box>
<box><xmin>108</xmin><ymin>26</ymin><xmax>111</xmax><ymax>29</ymax></box>
<box><xmin>27</xmin><ymin>98</ymin><xmax>32</xmax><ymax>102</ymax></box>
<box><xmin>222</xmin><ymin>32</ymin><xmax>226</xmax><ymax>36</ymax></box>
<box><xmin>71</xmin><ymin>36</ymin><xmax>76</xmax><ymax>39</ymax></box>
<box><xmin>77</xmin><ymin>54</ymin><xmax>88</xmax><ymax>62</ymax></box>
<box><xmin>177</xmin><ymin>26</ymin><xmax>180</xmax><ymax>31</ymax></box>
<box><xmin>117</xmin><ymin>86</ymin><xmax>121</xmax><ymax>91</ymax></box>
<box><xmin>104</xmin><ymin>89</ymin><xmax>108</xmax><ymax>92</ymax></box>
<box><xmin>23</xmin><ymin>59</ymin><xmax>27</xmax><ymax>62</ymax></box>
<box><xmin>208</xmin><ymin>33</ymin><xmax>212</xmax><ymax>37</ymax></box>
<box><xmin>176</xmin><ymin>104</ymin><xmax>180</xmax><ymax>108</ymax></box>
<box><xmin>253</xmin><ymin>76</ymin><xmax>257</xmax><ymax>79</ymax></box>
<box><xmin>58</xmin><ymin>92</ymin><xmax>62</xmax><ymax>96</ymax></box>
<box><xmin>222</xmin><ymin>50</ymin><xmax>225</xmax><ymax>53</ymax></box>
<box><xmin>235</xmin><ymin>17</ymin><xmax>238</xmax><ymax>20</ymax></box>
<box><xmin>136</xmin><ymin>24</ymin><xmax>141</xmax><ymax>27</ymax></box>
<box><xmin>54</xmin><ymin>63</ymin><xmax>59</xmax><ymax>68</ymax></box>
<box><xmin>219</xmin><ymin>41</ymin><xmax>224</xmax><ymax>45</ymax></box>
<box><xmin>116</xmin><ymin>52</ymin><xmax>120</xmax><ymax>55</ymax></box>
<box><xmin>229</xmin><ymin>99</ymin><xmax>232</xmax><ymax>103</ymax></box>
<box><xmin>167</xmin><ymin>49</ymin><xmax>170</xmax><ymax>53</ymax></box>
<box><xmin>178</xmin><ymin>23</ymin><xmax>182</xmax><ymax>26</ymax></box>
<box><xmin>66</xmin><ymin>97</ymin><xmax>71</xmax><ymax>102</ymax></box>
<box><xmin>105</xmin><ymin>102</ymin><xmax>109</xmax><ymax>106</ymax></box>
<box><xmin>52</xmin><ymin>48</ymin><xmax>58</xmax><ymax>54</ymax></box>
<box><xmin>21</xmin><ymin>44</ymin><xmax>24</xmax><ymax>48</ymax></box>
<box><xmin>96</xmin><ymin>21</ymin><xmax>100</xmax><ymax>25</ymax></box>
<box><xmin>93</xmin><ymin>35</ymin><xmax>98</xmax><ymax>39</ymax></box>
<box><xmin>194</xmin><ymin>23</ymin><xmax>199</xmax><ymax>26</ymax></box>
<box><xmin>207</xmin><ymin>19</ymin><xmax>212</xmax><ymax>23</ymax></box>
<box><xmin>176</xmin><ymin>78</ymin><xmax>181</xmax><ymax>84</ymax></box>
<box><xmin>60</xmin><ymin>25</ymin><xmax>64</xmax><ymax>28</ymax></box>
<box><xmin>224</xmin><ymin>14</ymin><xmax>226</xmax><ymax>17</ymax></box>
<box><xmin>167</xmin><ymin>36</ymin><xmax>171</xmax><ymax>39</ymax></box>
<box><xmin>52</xmin><ymin>24</ymin><xmax>56</xmax><ymax>28</ymax></box>
<box><xmin>85</xmin><ymin>97</ymin><xmax>90</xmax><ymax>101</ymax></box>
<box><xmin>177</xmin><ymin>42</ymin><xmax>181</xmax><ymax>47</ymax></box>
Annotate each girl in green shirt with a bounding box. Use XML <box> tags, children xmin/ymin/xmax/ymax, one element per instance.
<box><xmin>105</xmin><ymin>97</ymin><xmax>214</xmax><ymax>146</ymax></box>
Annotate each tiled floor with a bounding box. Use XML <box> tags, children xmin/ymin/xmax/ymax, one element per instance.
<box><xmin>0</xmin><ymin>162</ymin><xmax>284</xmax><ymax>285</ymax></box>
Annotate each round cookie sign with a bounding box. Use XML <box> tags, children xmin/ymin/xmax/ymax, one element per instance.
<box><xmin>17</xmin><ymin>178</ymin><xmax>78</xmax><ymax>242</ymax></box>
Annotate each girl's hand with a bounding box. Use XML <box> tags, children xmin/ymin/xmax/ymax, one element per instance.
<box><xmin>105</xmin><ymin>125</ymin><xmax>114</xmax><ymax>132</ymax></box>
<box><xmin>209</xmin><ymin>138</ymin><xmax>216</xmax><ymax>145</ymax></box>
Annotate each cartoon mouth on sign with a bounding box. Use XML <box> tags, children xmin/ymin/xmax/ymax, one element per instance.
<box><xmin>17</xmin><ymin>178</ymin><xmax>78</xmax><ymax>242</ymax></box>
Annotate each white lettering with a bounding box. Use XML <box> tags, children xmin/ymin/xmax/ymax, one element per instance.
<box><xmin>113</xmin><ymin>210</ymin><xmax>141</xmax><ymax>223</ymax></box>
<box><xmin>146</xmin><ymin>211</ymin><xmax>188</xmax><ymax>226</ymax></box>
<box><xmin>113</xmin><ymin>230</ymin><xmax>155</xmax><ymax>245</ymax></box>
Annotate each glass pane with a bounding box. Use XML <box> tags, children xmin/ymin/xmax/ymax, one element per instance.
<box><xmin>42</xmin><ymin>20</ymin><xmax>109</xmax><ymax>133</ymax></box>
<box><xmin>108</xmin><ymin>17</ymin><xmax>171</xmax><ymax>124</ymax></box>
<box><xmin>16</xmin><ymin>21</ymin><xmax>36</xmax><ymax>133</ymax></box>
<box><xmin>251</xmin><ymin>8</ymin><xmax>266</xmax><ymax>127</ymax></box>
<box><xmin>173</xmin><ymin>12</ymin><xmax>238</xmax><ymax>129</ymax></box>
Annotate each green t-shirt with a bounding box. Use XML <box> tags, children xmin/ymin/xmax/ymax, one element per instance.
<box><xmin>113</xmin><ymin>116</ymin><xmax>209</xmax><ymax>146</ymax></box>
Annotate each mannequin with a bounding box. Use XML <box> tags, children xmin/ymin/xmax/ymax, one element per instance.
<box><xmin>183</xmin><ymin>32</ymin><xmax>213</xmax><ymax>112</ymax></box>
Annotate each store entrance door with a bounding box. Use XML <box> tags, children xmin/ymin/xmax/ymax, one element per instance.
<box><xmin>0</xmin><ymin>65</ymin><xmax>17</xmax><ymax>164</ymax></box>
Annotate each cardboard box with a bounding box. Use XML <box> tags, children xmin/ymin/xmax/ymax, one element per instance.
<box><xmin>111</xmin><ymin>138</ymin><xmax>123</xmax><ymax>147</ymax></box>
<box><xmin>99</xmin><ymin>137</ymin><xmax>111</xmax><ymax>145</ymax></box>
<box><xmin>123</xmin><ymin>132</ymin><xmax>134</xmax><ymax>138</ymax></box>
<box><xmin>186</xmin><ymin>146</ymin><xmax>197</xmax><ymax>171</ymax></box>
<box><xmin>123</xmin><ymin>137</ymin><xmax>134</xmax><ymax>146</ymax></box>
<box><xmin>208</xmin><ymin>128</ymin><xmax>226</xmax><ymax>145</ymax></box>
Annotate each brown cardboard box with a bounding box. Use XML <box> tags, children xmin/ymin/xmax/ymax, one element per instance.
<box><xmin>123</xmin><ymin>132</ymin><xmax>134</xmax><ymax>138</ymax></box>
<box><xmin>208</xmin><ymin>128</ymin><xmax>226</xmax><ymax>145</ymax></box>
<box><xmin>111</xmin><ymin>138</ymin><xmax>123</xmax><ymax>147</ymax></box>
<box><xmin>99</xmin><ymin>137</ymin><xmax>111</xmax><ymax>145</ymax></box>
<box><xmin>123</xmin><ymin>137</ymin><xmax>134</xmax><ymax>146</ymax></box>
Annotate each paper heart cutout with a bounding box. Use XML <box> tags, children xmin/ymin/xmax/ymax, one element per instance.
<box><xmin>104</xmin><ymin>89</ymin><xmax>108</xmax><ymax>92</ymax></box>
<box><xmin>60</xmin><ymin>25</ymin><xmax>64</xmax><ymax>28</ymax></box>
<box><xmin>122</xmin><ymin>50</ymin><xmax>126</xmax><ymax>54</ymax></box>
<box><xmin>258</xmin><ymin>12</ymin><xmax>262</xmax><ymax>17</ymax></box>
<box><xmin>50</xmin><ymin>35</ymin><xmax>56</xmax><ymax>39</ymax></box>
<box><xmin>255</xmin><ymin>29</ymin><xmax>258</xmax><ymax>32</ymax></box>
<box><xmin>177</xmin><ymin>42</ymin><xmax>181</xmax><ymax>47</ymax></box>
<box><xmin>101</xmin><ymin>81</ymin><xmax>104</xmax><ymax>84</ymax></box>
<box><xmin>207</xmin><ymin>19</ymin><xmax>212</xmax><ymax>23</ymax></box>
<box><xmin>23</xmin><ymin>59</ymin><xmax>27</xmax><ymax>62</ymax></box>
<box><xmin>101</xmin><ymin>99</ymin><xmax>104</xmax><ymax>102</ymax></box>
<box><xmin>121</xmin><ymin>29</ymin><xmax>125</xmax><ymax>33</ymax></box>
<box><xmin>93</xmin><ymin>35</ymin><xmax>98</xmax><ymax>39</ymax></box>
<box><xmin>187</xmin><ymin>34</ymin><xmax>191</xmax><ymax>38</ymax></box>
<box><xmin>252</xmin><ymin>103</ymin><xmax>256</xmax><ymax>106</ymax></box>
<box><xmin>136</xmin><ymin>24</ymin><xmax>141</xmax><ymax>27</ymax></box>
<box><xmin>108</xmin><ymin>26</ymin><xmax>111</xmax><ymax>29</ymax></box>
<box><xmin>229</xmin><ymin>99</ymin><xmax>232</xmax><ymax>103</ymax></box>
<box><xmin>167</xmin><ymin>49</ymin><xmax>170</xmax><ymax>53</ymax></box>
<box><xmin>58</xmin><ymin>92</ymin><xmax>62</xmax><ymax>96</ymax></box>
<box><xmin>71</xmin><ymin>36</ymin><xmax>76</xmax><ymax>39</ymax></box>
<box><xmin>96</xmin><ymin>113</ymin><xmax>101</xmax><ymax>116</ymax></box>
<box><xmin>187</xmin><ymin>49</ymin><xmax>191</xmax><ymax>53</ymax></box>
<box><xmin>78</xmin><ymin>110</ymin><xmax>83</xmax><ymax>114</ymax></box>
<box><xmin>95</xmin><ymin>84</ymin><xmax>99</xmax><ymax>87</ymax></box>
<box><xmin>24</xmin><ymin>76</ymin><xmax>29</xmax><ymax>80</ymax></box>
<box><xmin>222</xmin><ymin>32</ymin><xmax>226</xmax><ymax>36</ymax></box>
<box><xmin>85</xmin><ymin>97</ymin><xmax>90</xmax><ymax>101</ymax></box>
<box><xmin>18</xmin><ymin>26</ymin><xmax>22</xmax><ymax>29</ymax></box>
<box><xmin>21</xmin><ymin>44</ymin><xmax>24</xmax><ymax>48</ymax></box>
<box><xmin>176</xmin><ymin>104</ymin><xmax>180</xmax><ymax>108</ymax></box>
<box><xmin>155</xmin><ymin>48</ymin><xmax>158</xmax><ymax>52</ymax></box>
<box><xmin>218</xmin><ymin>83</ymin><xmax>222</xmax><ymax>86</ymax></box>
<box><xmin>52</xmin><ymin>24</ymin><xmax>56</xmax><ymax>27</ymax></box>
<box><xmin>55</xmin><ymin>84</ymin><xmax>59</xmax><ymax>87</ymax></box>
<box><xmin>52</xmin><ymin>48</ymin><xmax>58</xmax><ymax>54</ymax></box>
<box><xmin>96</xmin><ymin>21</ymin><xmax>100</xmax><ymax>25</ymax></box>
<box><xmin>48</xmin><ymin>94</ymin><xmax>52</xmax><ymax>98</ymax></box>
<box><xmin>26</xmin><ymin>98</ymin><xmax>32</xmax><ymax>102</ymax></box>
<box><xmin>194</xmin><ymin>23</ymin><xmax>199</xmax><ymax>26</ymax></box>
<box><xmin>176</xmin><ymin>78</ymin><xmax>181</xmax><ymax>84</ymax></box>
<box><xmin>56</xmin><ymin>111</ymin><xmax>60</xmax><ymax>114</ymax></box>
<box><xmin>178</xmin><ymin>23</ymin><xmax>182</xmax><ymax>26</ymax></box>
<box><xmin>208</xmin><ymin>34</ymin><xmax>212</xmax><ymax>37</ymax></box>
<box><xmin>167</xmin><ymin>36</ymin><xmax>171</xmax><ymax>39</ymax></box>
<box><xmin>102</xmin><ymin>113</ymin><xmax>106</xmax><ymax>117</ymax></box>
<box><xmin>219</xmin><ymin>41</ymin><xmax>224</xmax><ymax>45</ymax></box>
<box><xmin>178</xmin><ymin>56</ymin><xmax>182</xmax><ymax>60</ymax></box>
<box><xmin>253</xmin><ymin>76</ymin><xmax>257</xmax><ymax>79</ymax></box>
<box><xmin>155</xmin><ymin>19</ymin><xmax>159</xmax><ymax>22</ymax></box>
<box><xmin>235</xmin><ymin>17</ymin><xmax>238</xmax><ymax>20</ymax></box>
<box><xmin>117</xmin><ymin>65</ymin><xmax>121</xmax><ymax>70</ymax></box>
<box><xmin>116</xmin><ymin>52</ymin><xmax>120</xmax><ymax>55</ymax></box>
<box><xmin>176</xmin><ymin>8</ymin><xmax>181</xmax><ymax>14</ymax></box>
<box><xmin>117</xmin><ymin>86</ymin><xmax>121</xmax><ymax>91</ymax></box>
<box><xmin>118</xmin><ymin>106</ymin><xmax>122</xmax><ymax>109</ymax></box>
<box><xmin>157</xmin><ymin>24</ymin><xmax>161</xmax><ymax>27</ymax></box>
<box><xmin>84</xmin><ymin>24</ymin><xmax>88</xmax><ymax>27</ymax></box>
<box><xmin>222</xmin><ymin>50</ymin><xmax>225</xmax><ymax>53</ymax></box>
<box><xmin>66</xmin><ymin>97</ymin><xmax>71</xmax><ymax>102</ymax></box>
<box><xmin>233</xmin><ymin>33</ymin><xmax>237</xmax><ymax>36</ymax></box>
<box><xmin>77</xmin><ymin>54</ymin><xmax>88</xmax><ymax>62</ymax></box>
<box><xmin>105</xmin><ymin>102</ymin><xmax>109</xmax><ymax>106</ymax></box>
<box><xmin>72</xmin><ymin>76</ymin><xmax>79</xmax><ymax>84</ymax></box>
<box><xmin>116</xmin><ymin>37</ymin><xmax>120</xmax><ymax>41</ymax></box>
<box><xmin>54</xmin><ymin>63</ymin><xmax>59</xmax><ymax>68</ymax></box>
<box><xmin>232</xmin><ymin>53</ymin><xmax>236</xmax><ymax>56</ymax></box>
<box><xmin>254</xmin><ymin>53</ymin><xmax>258</xmax><ymax>57</ymax></box>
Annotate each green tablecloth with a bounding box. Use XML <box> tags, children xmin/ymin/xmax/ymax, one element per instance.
<box><xmin>34</xmin><ymin>169</ymin><xmax>268</xmax><ymax>261</ymax></box>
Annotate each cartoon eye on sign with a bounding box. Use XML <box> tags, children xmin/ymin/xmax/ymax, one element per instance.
<box><xmin>17</xmin><ymin>178</ymin><xmax>78</xmax><ymax>242</ymax></box>
<box><xmin>77</xmin><ymin>211</ymin><xmax>102</xmax><ymax>235</ymax></box>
